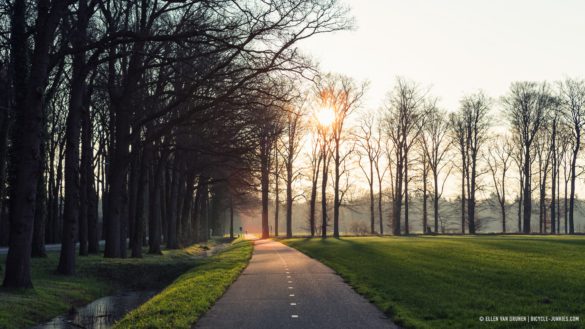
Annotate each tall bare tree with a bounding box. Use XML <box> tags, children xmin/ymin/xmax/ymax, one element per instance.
<box><xmin>317</xmin><ymin>74</ymin><xmax>365</xmax><ymax>238</ymax></box>
<box><xmin>373</xmin><ymin>125</ymin><xmax>388</xmax><ymax>235</ymax></box>
<box><xmin>450</xmin><ymin>92</ymin><xmax>491</xmax><ymax>234</ymax></box>
<box><xmin>316</xmin><ymin>112</ymin><xmax>333</xmax><ymax>238</ymax></box>
<box><xmin>420</xmin><ymin>105</ymin><xmax>452</xmax><ymax>233</ymax></box>
<box><xmin>559</xmin><ymin>78</ymin><xmax>585</xmax><ymax>234</ymax></box>
<box><xmin>4</xmin><ymin>0</ymin><xmax>73</xmax><ymax>288</ymax></box>
<box><xmin>257</xmin><ymin>109</ymin><xmax>284</xmax><ymax>239</ymax></box>
<box><xmin>356</xmin><ymin>112</ymin><xmax>382</xmax><ymax>234</ymax></box>
<box><xmin>504</xmin><ymin>82</ymin><xmax>555</xmax><ymax>233</ymax></box>
<box><xmin>280</xmin><ymin>101</ymin><xmax>306</xmax><ymax>238</ymax></box>
<box><xmin>449</xmin><ymin>112</ymin><xmax>467</xmax><ymax>234</ymax></box>
<box><xmin>307</xmin><ymin>129</ymin><xmax>322</xmax><ymax>237</ymax></box>
<box><xmin>383</xmin><ymin>78</ymin><xmax>426</xmax><ymax>235</ymax></box>
<box><xmin>535</xmin><ymin>122</ymin><xmax>552</xmax><ymax>233</ymax></box>
<box><xmin>486</xmin><ymin>134</ymin><xmax>513</xmax><ymax>233</ymax></box>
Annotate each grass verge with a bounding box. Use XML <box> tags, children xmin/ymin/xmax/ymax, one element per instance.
<box><xmin>284</xmin><ymin>236</ymin><xmax>585</xmax><ymax>329</ymax></box>
<box><xmin>114</xmin><ymin>239</ymin><xmax>253</xmax><ymax>329</ymax></box>
<box><xmin>0</xmin><ymin>242</ymin><xmax>220</xmax><ymax>329</ymax></box>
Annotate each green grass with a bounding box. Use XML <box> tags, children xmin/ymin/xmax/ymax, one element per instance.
<box><xmin>114</xmin><ymin>239</ymin><xmax>253</xmax><ymax>329</ymax></box>
<box><xmin>284</xmin><ymin>236</ymin><xmax>585</xmax><ymax>329</ymax></box>
<box><xmin>0</xmin><ymin>242</ymin><xmax>219</xmax><ymax>329</ymax></box>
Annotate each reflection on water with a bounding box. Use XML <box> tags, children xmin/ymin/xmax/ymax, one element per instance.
<box><xmin>33</xmin><ymin>290</ymin><xmax>156</xmax><ymax>329</ymax></box>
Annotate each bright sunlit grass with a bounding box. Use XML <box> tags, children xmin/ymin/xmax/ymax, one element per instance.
<box><xmin>114</xmin><ymin>239</ymin><xmax>253</xmax><ymax>329</ymax></box>
<box><xmin>284</xmin><ymin>236</ymin><xmax>585</xmax><ymax>329</ymax></box>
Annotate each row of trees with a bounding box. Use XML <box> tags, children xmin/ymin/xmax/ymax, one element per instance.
<box><xmin>353</xmin><ymin>78</ymin><xmax>585</xmax><ymax>237</ymax></box>
<box><xmin>263</xmin><ymin>77</ymin><xmax>585</xmax><ymax>239</ymax></box>
<box><xmin>0</xmin><ymin>0</ymin><xmax>351</xmax><ymax>288</ymax></box>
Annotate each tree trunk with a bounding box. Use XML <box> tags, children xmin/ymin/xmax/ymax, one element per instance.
<box><xmin>468</xmin><ymin>159</ymin><xmax>477</xmax><ymax>234</ymax></box>
<box><xmin>132</xmin><ymin>144</ymin><xmax>150</xmax><ymax>258</ymax></box>
<box><xmin>378</xmin><ymin>177</ymin><xmax>383</xmax><ymax>235</ymax></box>
<box><xmin>422</xmin><ymin>160</ymin><xmax>428</xmax><ymax>234</ymax></box>
<box><xmin>229</xmin><ymin>196</ymin><xmax>234</xmax><ymax>239</ymax></box>
<box><xmin>563</xmin><ymin>172</ymin><xmax>569</xmax><ymax>234</ymax></box>
<box><xmin>191</xmin><ymin>178</ymin><xmax>202</xmax><ymax>243</ymax></box>
<box><xmin>4</xmin><ymin>0</ymin><xmax>68</xmax><ymax>287</ymax></box>
<box><xmin>58</xmin><ymin>0</ymin><xmax>90</xmax><ymax>274</ymax></box>
<box><xmin>148</xmin><ymin>152</ymin><xmax>165</xmax><ymax>254</ymax></box>
<box><xmin>501</xmin><ymin>169</ymin><xmax>507</xmax><ymax>233</ymax></box>
<box><xmin>199</xmin><ymin>179</ymin><xmax>209</xmax><ymax>242</ymax></box>
<box><xmin>82</xmin><ymin>93</ymin><xmax>98</xmax><ymax>254</ymax></box>
<box><xmin>308</xmin><ymin>157</ymin><xmax>320</xmax><ymax>237</ymax></box>
<box><xmin>557</xmin><ymin>164</ymin><xmax>561</xmax><ymax>234</ymax></box>
<box><xmin>101</xmin><ymin>145</ymin><xmax>108</xmax><ymax>242</ymax></box>
<box><xmin>79</xmin><ymin>136</ymin><xmax>89</xmax><ymax>256</ymax></box>
<box><xmin>274</xmin><ymin>147</ymin><xmax>279</xmax><ymax>237</ymax></box>
<box><xmin>539</xmin><ymin>167</ymin><xmax>547</xmax><ymax>234</ymax></box>
<box><xmin>369</xmin><ymin>161</ymin><xmax>375</xmax><ymax>234</ymax></box>
<box><xmin>127</xmin><ymin>150</ymin><xmax>139</xmax><ymax>251</ymax></box>
<box><xmin>333</xmin><ymin>140</ymin><xmax>340</xmax><ymax>238</ymax></box>
<box><xmin>104</xmin><ymin>96</ymin><xmax>131</xmax><ymax>258</ymax></box>
<box><xmin>523</xmin><ymin>148</ymin><xmax>532</xmax><ymax>233</ymax></box>
<box><xmin>461</xmin><ymin>167</ymin><xmax>466</xmax><ymax>235</ymax></box>
<box><xmin>393</xmin><ymin>155</ymin><xmax>403</xmax><ymax>236</ymax></box>
<box><xmin>321</xmin><ymin>152</ymin><xmax>329</xmax><ymax>238</ymax></box>
<box><xmin>160</xmin><ymin>165</ymin><xmax>168</xmax><ymax>244</ymax></box>
<box><xmin>433</xmin><ymin>172</ymin><xmax>439</xmax><ymax>234</ymax></box>
<box><xmin>32</xmin><ymin>153</ymin><xmax>47</xmax><ymax>258</ymax></box>
<box><xmin>517</xmin><ymin>172</ymin><xmax>523</xmax><ymax>233</ymax></box>
<box><xmin>286</xmin><ymin>160</ymin><xmax>293</xmax><ymax>238</ymax></box>
<box><xmin>404</xmin><ymin>152</ymin><xmax>409</xmax><ymax>235</ymax></box>
<box><xmin>180</xmin><ymin>172</ymin><xmax>195</xmax><ymax>245</ymax></box>
<box><xmin>458</xmin><ymin>139</ymin><xmax>466</xmax><ymax>235</ymax></box>
<box><xmin>0</xmin><ymin>80</ymin><xmax>11</xmax><ymax>247</ymax></box>
<box><xmin>56</xmin><ymin>145</ymin><xmax>65</xmax><ymax>242</ymax></box>
<box><xmin>551</xmin><ymin>122</ymin><xmax>557</xmax><ymax>234</ymax></box>
<box><xmin>166</xmin><ymin>166</ymin><xmax>180</xmax><ymax>249</ymax></box>
<box><xmin>119</xmin><ymin>176</ymin><xmax>129</xmax><ymax>258</ymax></box>
<box><xmin>569</xmin><ymin>138</ymin><xmax>579</xmax><ymax>234</ymax></box>
<box><xmin>261</xmin><ymin>147</ymin><xmax>270</xmax><ymax>238</ymax></box>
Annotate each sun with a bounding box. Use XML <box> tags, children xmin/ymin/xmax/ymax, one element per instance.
<box><xmin>316</xmin><ymin>107</ymin><xmax>335</xmax><ymax>127</ymax></box>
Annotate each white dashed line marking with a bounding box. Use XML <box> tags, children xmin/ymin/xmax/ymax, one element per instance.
<box><xmin>288</xmin><ymin>281</ymin><xmax>292</xmax><ymax>283</ymax></box>
<box><xmin>287</xmin><ymin>275</ymin><xmax>291</xmax><ymax>278</ymax></box>
<box><xmin>291</xmin><ymin>315</ymin><xmax>299</xmax><ymax>318</ymax></box>
<box><xmin>290</xmin><ymin>302</ymin><xmax>297</xmax><ymax>306</ymax></box>
<box><xmin>289</xmin><ymin>294</ymin><xmax>295</xmax><ymax>297</ymax></box>
<box><xmin>288</xmin><ymin>287</ymin><xmax>293</xmax><ymax>289</ymax></box>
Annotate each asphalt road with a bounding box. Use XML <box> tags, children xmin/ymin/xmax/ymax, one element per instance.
<box><xmin>194</xmin><ymin>239</ymin><xmax>399</xmax><ymax>329</ymax></box>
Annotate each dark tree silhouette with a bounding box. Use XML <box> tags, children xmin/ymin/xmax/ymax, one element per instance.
<box><xmin>504</xmin><ymin>82</ymin><xmax>555</xmax><ymax>234</ymax></box>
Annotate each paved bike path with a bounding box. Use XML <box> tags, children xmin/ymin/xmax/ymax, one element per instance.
<box><xmin>194</xmin><ymin>239</ymin><xmax>399</xmax><ymax>329</ymax></box>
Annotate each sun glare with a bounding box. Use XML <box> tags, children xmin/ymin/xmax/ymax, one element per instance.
<box><xmin>316</xmin><ymin>107</ymin><xmax>335</xmax><ymax>127</ymax></box>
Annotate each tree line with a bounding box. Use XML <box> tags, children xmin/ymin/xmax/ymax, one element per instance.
<box><xmin>264</xmin><ymin>76</ymin><xmax>585</xmax><ymax>240</ymax></box>
<box><xmin>0</xmin><ymin>0</ymin><xmax>351</xmax><ymax>288</ymax></box>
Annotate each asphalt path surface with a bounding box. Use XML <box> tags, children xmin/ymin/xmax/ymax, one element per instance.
<box><xmin>195</xmin><ymin>239</ymin><xmax>399</xmax><ymax>329</ymax></box>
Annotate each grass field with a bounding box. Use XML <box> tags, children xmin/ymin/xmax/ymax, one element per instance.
<box><xmin>284</xmin><ymin>236</ymin><xmax>585</xmax><ymax>329</ymax></box>
<box><xmin>0</xmin><ymin>240</ymin><xmax>227</xmax><ymax>329</ymax></box>
<box><xmin>115</xmin><ymin>239</ymin><xmax>253</xmax><ymax>329</ymax></box>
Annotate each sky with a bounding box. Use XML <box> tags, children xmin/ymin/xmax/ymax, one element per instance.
<box><xmin>299</xmin><ymin>0</ymin><xmax>585</xmax><ymax>112</ymax></box>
